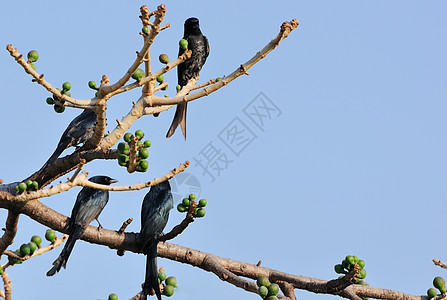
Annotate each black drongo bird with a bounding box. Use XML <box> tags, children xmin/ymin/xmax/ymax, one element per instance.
<box><xmin>166</xmin><ymin>17</ymin><xmax>210</xmax><ymax>139</ymax></box>
<box><xmin>46</xmin><ymin>175</ymin><xmax>117</xmax><ymax>276</ymax></box>
<box><xmin>41</xmin><ymin>109</ymin><xmax>97</xmax><ymax>170</ymax></box>
<box><xmin>140</xmin><ymin>181</ymin><xmax>173</xmax><ymax>299</ymax></box>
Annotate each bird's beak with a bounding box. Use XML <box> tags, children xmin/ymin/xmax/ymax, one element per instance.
<box><xmin>109</xmin><ymin>178</ymin><xmax>119</xmax><ymax>184</ymax></box>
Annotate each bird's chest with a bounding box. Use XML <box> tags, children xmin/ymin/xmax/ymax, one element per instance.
<box><xmin>187</xmin><ymin>37</ymin><xmax>206</xmax><ymax>59</ymax></box>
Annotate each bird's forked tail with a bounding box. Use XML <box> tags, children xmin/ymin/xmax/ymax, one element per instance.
<box><xmin>46</xmin><ymin>224</ymin><xmax>83</xmax><ymax>276</ymax></box>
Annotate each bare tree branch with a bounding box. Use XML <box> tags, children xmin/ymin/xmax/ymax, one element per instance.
<box><xmin>148</xmin><ymin>19</ymin><xmax>300</xmax><ymax>107</ymax></box>
<box><xmin>7</xmin><ymin>161</ymin><xmax>189</xmax><ymax>202</ymax></box>
<box><xmin>2</xmin><ymin>234</ymin><xmax>68</xmax><ymax>267</ymax></box>
<box><xmin>1</xmin><ymin>271</ymin><xmax>11</xmax><ymax>300</ymax></box>
<box><xmin>278</xmin><ymin>281</ymin><xmax>297</xmax><ymax>300</ymax></box>
<box><xmin>28</xmin><ymin>148</ymin><xmax>117</xmax><ymax>189</ymax></box>
<box><xmin>159</xmin><ymin>199</ymin><xmax>197</xmax><ymax>242</ymax></box>
<box><xmin>5</xmin><ymin>44</ymin><xmax>98</xmax><ymax>107</ymax></box>
<box><xmin>100</xmin><ymin>4</ymin><xmax>168</xmax><ymax>95</ymax></box>
<box><xmin>433</xmin><ymin>259</ymin><xmax>447</xmax><ymax>270</ymax></box>
<box><xmin>201</xmin><ymin>255</ymin><xmax>263</xmax><ymax>296</ymax></box>
<box><xmin>0</xmin><ymin>212</ymin><xmax>19</xmax><ymax>256</ymax></box>
<box><xmin>0</xmin><ymin>191</ymin><xmax>428</xmax><ymax>300</ymax></box>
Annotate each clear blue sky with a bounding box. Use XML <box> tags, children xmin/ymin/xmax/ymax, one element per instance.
<box><xmin>1</xmin><ymin>1</ymin><xmax>446</xmax><ymax>299</ymax></box>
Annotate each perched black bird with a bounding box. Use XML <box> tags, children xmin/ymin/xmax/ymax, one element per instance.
<box><xmin>46</xmin><ymin>175</ymin><xmax>118</xmax><ymax>276</ymax></box>
<box><xmin>166</xmin><ymin>17</ymin><xmax>210</xmax><ymax>139</ymax></box>
<box><xmin>41</xmin><ymin>109</ymin><xmax>97</xmax><ymax>170</ymax></box>
<box><xmin>140</xmin><ymin>181</ymin><xmax>174</xmax><ymax>299</ymax></box>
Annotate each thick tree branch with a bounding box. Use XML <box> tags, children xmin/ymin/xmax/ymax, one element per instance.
<box><xmin>27</xmin><ymin>148</ymin><xmax>117</xmax><ymax>189</ymax></box>
<box><xmin>0</xmin><ymin>192</ymin><xmax>428</xmax><ymax>300</ymax></box>
<box><xmin>201</xmin><ymin>255</ymin><xmax>262</xmax><ymax>296</ymax></box>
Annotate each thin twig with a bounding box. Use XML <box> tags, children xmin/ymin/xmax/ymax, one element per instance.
<box><xmin>6</xmin><ymin>44</ymin><xmax>97</xmax><ymax>107</ymax></box>
<box><xmin>149</xmin><ymin>19</ymin><xmax>299</xmax><ymax>107</ymax></box>
<box><xmin>68</xmin><ymin>160</ymin><xmax>85</xmax><ymax>182</ymax></box>
<box><xmin>116</xmin><ymin>218</ymin><xmax>134</xmax><ymax>256</ymax></box>
<box><xmin>118</xmin><ymin>218</ymin><xmax>134</xmax><ymax>234</ymax></box>
<box><xmin>190</xmin><ymin>78</ymin><xmax>219</xmax><ymax>91</ymax></box>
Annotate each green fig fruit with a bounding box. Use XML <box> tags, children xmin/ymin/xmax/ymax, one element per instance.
<box><xmin>257</xmin><ymin>275</ymin><xmax>270</xmax><ymax>287</ymax></box>
<box><xmin>434</xmin><ymin>276</ymin><xmax>446</xmax><ymax>290</ymax></box>
<box><xmin>427</xmin><ymin>288</ymin><xmax>437</xmax><ymax>299</ymax></box>
<box><xmin>54</xmin><ymin>105</ymin><xmax>65</xmax><ymax>113</ymax></box>
<box><xmin>88</xmin><ymin>81</ymin><xmax>97</xmax><ymax>90</ymax></box>
<box><xmin>156</xmin><ymin>75</ymin><xmax>164</xmax><ymax>83</ymax></box>
<box><xmin>179</xmin><ymin>39</ymin><xmax>188</xmax><ymax>50</ymax></box>
<box><xmin>135</xmin><ymin>130</ymin><xmax>144</xmax><ymax>140</ymax></box>
<box><xmin>28</xmin><ymin>241</ymin><xmax>37</xmax><ymax>254</ymax></box>
<box><xmin>117</xmin><ymin>142</ymin><xmax>130</xmax><ymax>154</ymax></box>
<box><xmin>132</xmin><ymin>68</ymin><xmax>145</xmax><ymax>81</ymax></box>
<box><xmin>31</xmin><ymin>235</ymin><xmax>42</xmax><ymax>246</ymax></box>
<box><xmin>123</xmin><ymin>133</ymin><xmax>133</xmax><ymax>143</ymax></box>
<box><xmin>258</xmin><ymin>286</ymin><xmax>268</xmax><ymax>297</ymax></box>
<box><xmin>177</xmin><ymin>204</ymin><xmax>187</xmax><ymax>212</ymax></box>
<box><xmin>19</xmin><ymin>243</ymin><xmax>31</xmax><ymax>256</ymax></box>
<box><xmin>27</xmin><ymin>50</ymin><xmax>39</xmax><ymax>62</ymax></box>
<box><xmin>334</xmin><ymin>264</ymin><xmax>345</xmax><ymax>274</ymax></box>
<box><xmin>18</xmin><ymin>182</ymin><xmax>27</xmax><ymax>193</ymax></box>
<box><xmin>139</xmin><ymin>159</ymin><xmax>149</xmax><ymax>172</ymax></box>
<box><xmin>45</xmin><ymin>229</ymin><xmax>56</xmax><ymax>242</ymax></box>
<box><xmin>165</xmin><ymin>276</ymin><xmax>177</xmax><ymax>288</ymax></box>
<box><xmin>62</xmin><ymin>82</ymin><xmax>71</xmax><ymax>91</ymax></box>
<box><xmin>163</xmin><ymin>285</ymin><xmax>174</xmax><ymax>297</ymax></box>
<box><xmin>138</xmin><ymin>148</ymin><xmax>149</xmax><ymax>159</ymax></box>
<box><xmin>268</xmin><ymin>283</ymin><xmax>279</xmax><ymax>296</ymax></box>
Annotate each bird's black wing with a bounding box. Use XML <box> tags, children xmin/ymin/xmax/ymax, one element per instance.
<box><xmin>62</xmin><ymin>110</ymin><xmax>96</xmax><ymax>147</ymax></box>
<box><xmin>40</xmin><ymin>110</ymin><xmax>96</xmax><ymax>170</ymax></box>
<box><xmin>73</xmin><ymin>189</ymin><xmax>109</xmax><ymax>226</ymax></box>
<box><xmin>140</xmin><ymin>187</ymin><xmax>173</xmax><ymax>250</ymax></box>
<box><xmin>204</xmin><ymin>35</ymin><xmax>210</xmax><ymax>61</ymax></box>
